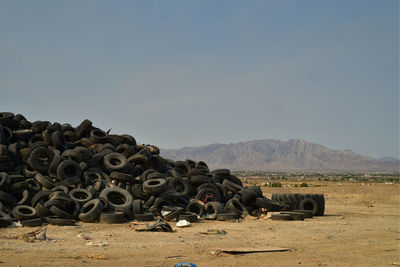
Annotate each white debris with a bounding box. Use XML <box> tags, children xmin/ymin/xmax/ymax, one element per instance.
<box><xmin>176</xmin><ymin>220</ymin><xmax>191</xmax><ymax>227</ymax></box>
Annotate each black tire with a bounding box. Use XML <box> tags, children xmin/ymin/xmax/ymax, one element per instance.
<box><xmin>0</xmin><ymin>172</ymin><xmax>10</xmax><ymax>191</ymax></box>
<box><xmin>239</xmin><ymin>189</ymin><xmax>258</xmax><ymax>207</ymax></box>
<box><xmin>131</xmin><ymin>184</ymin><xmax>150</xmax><ymax>201</ymax></box>
<box><xmin>99</xmin><ymin>187</ymin><xmax>133</xmax><ymax>210</ymax></box>
<box><xmin>228</xmin><ymin>175</ymin><xmax>243</xmax><ymax>187</ymax></box>
<box><xmin>153</xmin><ymin>197</ymin><xmax>172</xmax><ymax>211</ymax></box>
<box><xmin>0</xmin><ymin>218</ymin><xmax>12</xmax><ymax>228</ymax></box>
<box><xmin>51</xmin><ymin>130</ymin><xmax>67</xmax><ymax>151</ymax></box>
<box><xmin>281</xmin><ymin>211</ymin><xmax>305</xmax><ymax>221</ymax></box>
<box><xmin>163</xmin><ymin>207</ymin><xmax>183</xmax><ymax>221</ymax></box>
<box><xmin>103</xmin><ymin>153</ymin><xmax>127</xmax><ymax>172</ymax></box>
<box><xmin>222</xmin><ymin>179</ymin><xmax>243</xmax><ymax>193</ymax></box>
<box><xmin>270</xmin><ymin>214</ymin><xmax>293</xmax><ymax>221</ymax></box>
<box><xmin>69</xmin><ymin>188</ymin><xmax>93</xmax><ymax>204</ymax></box>
<box><xmin>314</xmin><ymin>194</ymin><xmax>325</xmax><ymax>216</ymax></box>
<box><xmin>79</xmin><ymin>199</ymin><xmax>103</xmax><ymax>222</ymax></box>
<box><xmin>178</xmin><ymin>212</ymin><xmax>198</xmax><ymax>222</ymax></box>
<box><xmin>190</xmin><ymin>175</ymin><xmax>210</xmax><ymax>185</ymax></box>
<box><xmin>204</xmin><ymin>201</ymin><xmax>224</xmax><ymax>220</ymax></box>
<box><xmin>0</xmin><ymin>190</ymin><xmax>16</xmax><ymax>207</ymax></box>
<box><xmin>196</xmin><ymin>187</ymin><xmax>222</xmax><ymax>203</ymax></box>
<box><xmin>51</xmin><ymin>185</ymin><xmax>69</xmax><ymax>194</ymax></box>
<box><xmin>134</xmin><ymin>212</ymin><xmax>154</xmax><ymax>221</ymax></box>
<box><xmin>34</xmin><ymin>173</ymin><xmax>55</xmax><ymax>189</ymax></box>
<box><xmin>255</xmin><ymin>198</ymin><xmax>284</xmax><ymax>212</ymax></box>
<box><xmin>186</xmin><ymin>199</ymin><xmax>205</xmax><ymax>217</ymax></box>
<box><xmin>56</xmin><ymin>160</ymin><xmax>82</xmax><ymax>181</ymax></box>
<box><xmin>99</xmin><ymin>211</ymin><xmax>125</xmax><ymax>224</ymax></box>
<box><xmin>211</xmin><ymin>169</ymin><xmax>230</xmax><ymax>177</ymax></box>
<box><xmin>298</xmin><ymin>197</ymin><xmax>318</xmax><ymax>216</ymax></box>
<box><xmin>45</xmin><ymin>216</ymin><xmax>76</xmax><ymax>226</ymax></box>
<box><xmin>44</xmin><ymin>199</ymin><xmax>67</xmax><ymax>209</ymax></box>
<box><xmin>21</xmin><ymin>218</ymin><xmax>43</xmax><ymax>227</ymax></box>
<box><xmin>216</xmin><ymin>212</ymin><xmax>240</xmax><ymax>221</ymax></box>
<box><xmin>245</xmin><ymin>186</ymin><xmax>263</xmax><ymax>197</ymax></box>
<box><xmin>109</xmin><ymin>171</ymin><xmax>133</xmax><ymax>182</ymax></box>
<box><xmin>167</xmin><ymin>178</ymin><xmax>192</xmax><ymax>195</ymax></box>
<box><xmin>49</xmin><ymin>205</ymin><xmax>73</xmax><ymax>219</ymax></box>
<box><xmin>132</xmin><ymin>199</ymin><xmax>143</xmax><ymax>215</ymax></box>
<box><xmin>142</xmin><ymin>178</ymin><xmax>168</xmax><ymax>195</ymax></box>
<box><xmin>28</xmin><ymin>147</ymin><xmax>54</xmax><ymax>172</ymax></box>
<box><xmin>12</xmin><ymin>205</ymin><xmax>38</xmax><ymax>220</ymax></box>
<box><xmin>75</xmin><ymin>119</ymin><xmax>92</xmax><ymax>138</ymax></box>
<box><xmin>225</xmin><ymin>198</ymin><xmax>247</xmax><ymax>215</ymax></box>
<box><xmin>31</xmin><ymin>190</ymin><xmax>51</xmax><ymax>207</ymax></box>
<box><xmin>127</xmin><ymin>154</ymin><xmax>148</xmax><ymax>166</ymax></box>
<box><xmin>143</xmin><ymin>195</ymin><xmax>156</xmax><ymax>208</ymax></box>
<box><xmin>89</xmin><ymin>129</ymin><xmax>107</xmax><ymax>144</ymax></box>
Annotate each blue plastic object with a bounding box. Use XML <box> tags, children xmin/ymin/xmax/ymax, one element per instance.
<box><xmin>174</xmin><ymin>262</ymin><xmax>197</xmax><ymax>267</ymax></box>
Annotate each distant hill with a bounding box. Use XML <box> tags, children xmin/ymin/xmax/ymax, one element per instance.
<box><xmin>378</xmin><ymin>156</ymin><xmax>399</xmax><ymax>162</ymax></box>
<box><xmin>160</xmin><ymin>139</ymin><xmax>399</xmax><ymax>172</ymax></box>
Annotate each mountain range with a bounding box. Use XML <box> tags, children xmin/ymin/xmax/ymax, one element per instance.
<box><xmin>160</xmin><ymin>139</ymin><xmax>399</xmax><ymax>172</ymax></box>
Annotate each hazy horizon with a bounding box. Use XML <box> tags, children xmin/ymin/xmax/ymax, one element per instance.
<box><xmin>1</xmin><ymin>1</ymin><xmax>398</xmax><ymax>159</ymax></box>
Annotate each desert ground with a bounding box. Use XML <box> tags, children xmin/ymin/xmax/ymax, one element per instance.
<box><xmin>0</xmin><ymin>180</ymin><xmax>398</xmax><ymax>267</ymax></box>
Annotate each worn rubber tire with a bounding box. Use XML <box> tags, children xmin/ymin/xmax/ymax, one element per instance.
<box><xmin>56</xmin><ymin>160</ymin><xmax>81</xmax><ymax>181</ymax></box>
<box><xmin>142</xmin><ymin>178</ymin><xmax>168</xmax><ymax>195</ymax></box>
<box><xmin>216</xmin><ymin>212</ymin><xmax>240</xmax><ymax>221</ymax></box>
<box><xmin>178</xmin><ymin>212</ymin><xmax>198</xmax><ymax>222</ymax></box>
<box><xmin>134</xmin><ymin>212</ymin><xmax>154</xmax><ymax>221</ymax></box>
<box><xmin>99</xmin><ymin>187</ymin><xmax>133</xmax><ymax>210</ymax></box>
<box><xmin>78</xmin><ymin>199</ymin><xmax>103</xmax><ymax>222</ymax></box>
<box><xmin>20</xmin><ymin>218</ymin><xmax>43</xmax><ymax>227</ymax></box>
<box><xmin>103</xmin><ymin>153</ymin><xmax>127</xmax><ymax>172</ymax></box>
<box><xmin>186</xmin><ymin>199</ymin><xmax>205</xmax><ymax>217</ymax></box>
<box><xmin>270</xmin><ymin>213</ymin><xmax>293</xmax><ymax>221</ymax></box>
<box><xmin>99</xmin><ymin>211</ymin><xmax>125</xmax><ymax>224</ymax></box>
<box><xmin>12</xmin><ymin>205</ymin><xmax>38</xmax><ymax>220</ymax></box>
<box><xmin>204</xmin><ymin>201</ymin><xmax>224</xmax><ymax>220</ymax></box>
<box><xmin>298</xmin><ymin>197</ymin><xmax>318</xmax><ymax>216</ymax></box>
<box><xmin>69</xmin><ymin>188</ymin><xmax>93</xmax><ymax>204</ymax></box>
<box><xmin>132</xmin><ymin>199</ymin><xmax>143</xmax><ymax>215</ymax></box>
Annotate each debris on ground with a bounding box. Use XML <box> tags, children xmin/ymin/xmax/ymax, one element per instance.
<box><xmin>86</xmin><ymin>254</ymin><xmax>109</xmax><ymax>260</ymax></box>
<box><xmin>176</xmin><ymin>220</ymin><xmax>191</xmax><ymax>227</ymax></box>
<box><xmin>130</xmin><ymin>219</ymin><xmax>173</xmax><ymax>232</ymax></box>
<box><xmin>85</xmin><ymin>240</ymin><xmax>109</xmax><ymax>247</ymax></box>
<box><xmin>215</xmin><ymin>246</ymin><xmax>290</xmax><ymax>254</ymax></box>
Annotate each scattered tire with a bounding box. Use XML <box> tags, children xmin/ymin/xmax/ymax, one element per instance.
<box><xmin>134</xmin><ymin>212</ymin><xmax>154</xmax><ymax>221</ymax></box>
<box><xmin>20</xmin><ymin>218</ymin><xmax>43</xmax><ymax>227</ymax></box>
<box><xmin>99</xmin><ymin>211</ymin><xmax>125</xmax><ymax>224</ymax></box>
<box><xmin>270</xmin><ymin>214</ymin><xmax>293</xmax><ymax>221</ymax></box>
<box><xmin>178</xmin><ymin>212</ymin><xmax>198</xmax><ymax>222</ymax></box>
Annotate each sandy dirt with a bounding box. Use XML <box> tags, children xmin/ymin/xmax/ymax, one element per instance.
<box><xmin>0</xmin><ymin>181</ymin><xmax>399</xmax><ymax>267</ymax></box>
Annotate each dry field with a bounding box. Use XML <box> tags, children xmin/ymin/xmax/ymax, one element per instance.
<box><xmin>0</xmin><ymin>181</ymin><xmax>398</xmax><ymax>267</ymax></box>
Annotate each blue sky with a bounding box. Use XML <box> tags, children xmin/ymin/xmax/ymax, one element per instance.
<box><xmin>0</xmin><ymin>0</ymin><xmax>398</xmax><ymax>159</ymax></box>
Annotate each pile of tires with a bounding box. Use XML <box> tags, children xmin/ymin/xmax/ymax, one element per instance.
<box><xmin>0</xmin><ymin>112</ymin><xmax>322</xmax><ymax>227</ymax></box>
<box><xmin>0</xmin><ymin>112</ymin><xmax>323</xmax><ymax>227</ymax></box>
